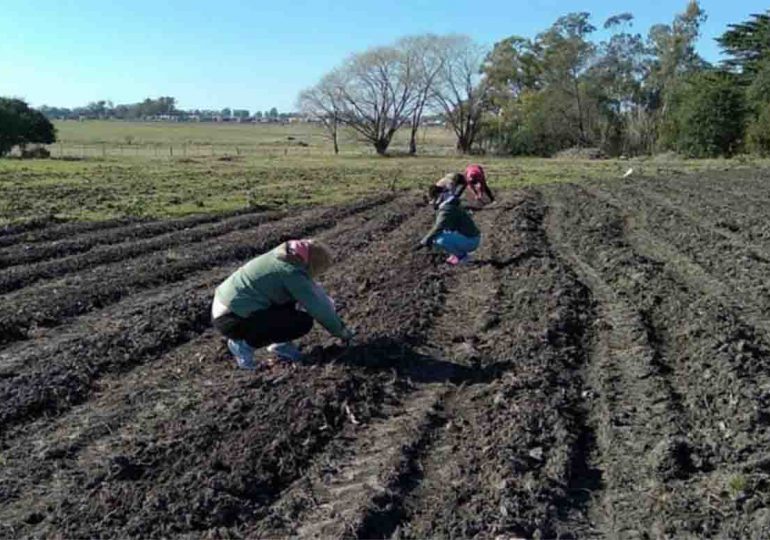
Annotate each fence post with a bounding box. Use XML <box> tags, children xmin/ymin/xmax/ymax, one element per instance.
<box><xmin>170</xmin><ymin>145</ymin><xmax>173</xmax><ymax>157</ymax></box>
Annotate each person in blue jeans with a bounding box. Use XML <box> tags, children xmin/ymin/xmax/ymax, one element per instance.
<box><xmin>415</xmin><ymin>186</ymin><xmax>481</xmax><ymax>265</ymax></box>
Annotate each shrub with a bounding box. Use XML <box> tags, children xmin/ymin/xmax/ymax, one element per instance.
<box><xmin>0</xmin><ymin>98</ymin><xmax>56</xmax><ymax>157</ymax></box>
<box><xmin>660</xmin><ymin>72</ymin><xmax>746</xmax><ymax>158</ymax></box>
<box><xmin>747</xmin><ymin>102</ymin><xmax>770</xmax><ymax>156</ymax></box>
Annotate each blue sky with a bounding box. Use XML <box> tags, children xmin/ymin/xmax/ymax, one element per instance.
<box><xmin>1</xmin><ymin>0</ymin><xmax>766</xmax><ymax>113</ymax></box>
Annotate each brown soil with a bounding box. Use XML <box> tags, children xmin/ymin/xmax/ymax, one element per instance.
<box><xmin>2</xmin><ymin>171</ymin><xmax>770</xmax><ymax>538</ymax></box>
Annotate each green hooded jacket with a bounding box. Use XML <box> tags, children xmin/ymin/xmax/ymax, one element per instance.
<box><xmin>214</xmin><ymin>243</ymin><xmax>345</xmax><ymax>337</ymax></box>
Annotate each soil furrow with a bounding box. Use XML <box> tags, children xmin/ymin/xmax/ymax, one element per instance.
<box><xmin>392</xmin><ymin>194</ymin><xmax>596</xmax><ymax>539</ymax></box>
<box><xmin>0</xmin><ymin>198</ymin><xmax>421</xmax><ymax>519</ymax></box>
<box><xmin>544</xmin><ymin>182</ymin><xmax>770</xmax><ymax>538</ymax></box>
<box><xmin>592</xmin><ymin>184</ymin><xmax>770</xmax><ymax>326</ymax></box>
<box><xmin>248</xmin><ymin>200</ymin><xmax>515</xmax><ymax>539</ymax></box>
<box><xmin>0</xmin><ymin>195</ymin><xmax>409</xmax><ymax>435</ymax></box>
<box><xmin>0</xmin><ymin>197</ymin><xmax>450</xmax><ymax>537</ymax></box>
<box><xmin>0</xmin><ymin>208</ymin><xmax>268</xmax><ymax>269</ymax></box>
<box><xmin>545</xmin><ymin>191</ymin><xmax>689</xmax><ymax>537</ymax></box>
<box><xmin>0</xmin><ymin>209</ymin><xmax>286</xmax><ymax>294</ymax></box>
<box><xmin>0</xmin><ymin>194</ymin><xmax>392</xmax><ymax>347</ymax></box>
<box><xmin>0</xmin><ymin>216</ymin><xmax>140</xmax><ymax>248</ymax></box>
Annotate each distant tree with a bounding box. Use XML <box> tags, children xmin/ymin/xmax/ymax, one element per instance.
<box><xmin>536</xmin><ymin>13</ymin><xmax>598</xmax><ymax>146</ymax></box>
<box><xmin>398</xmin><ymin>35</ymin><xmax>447</xmax><ymax>154</ymax></box>
<box><xmin>233</xmin><ymin>109</ymin><xmax>250</xmax><ymax>119</ymax></box>
<box><xmin>718</xmin><ymin>12</ymin><xmax>770</xmax><ymax>156</ymax></box>
<box><xmin>321</xmin><ymin>45</ymin><xmax>418</xmax><ymax>154</ymax></box>
<box><xmin>646</xmin><ymin>1</ymin><xmax>709</xmax><ymax>109</ymax></box>
<box><xmin>39</xmin><ymin>105</ymin><xmax>74</xmax><ymax>120</ymax></box>
<box><xmin>255</xmin><ymin>110</ymin><xmax>263</xmax><ymax>119</ymax></box>
<box><xmin>221</xmin><ymin>108</ymin><xmax>232</xmax><ymax>118</ymax></box>
<box><xmin>717</xmin><ymin>11</ymin><xmax>770</xmax><ymax>75</ymax></box>
<box><xmin>432</xmin><ymin>36</ymin><xmax>490</xmax><ymax>153</ymax></box>
<box><xmin>298</xmin><ymin>72</ymin><xmax>344</xmax><ymax>154</ymax></box>
<box><xmin>86</xmin><ymin>100</ymin><xmax>108</xmax><ymax>119</ymax></box>
<box><xmin>0</xmin><ymin>98</ymin><xmax>56</xmax><ymax>156</ymax></box>
<box><xmin>591</xmin><ymin>13</ymin><xmax>650</xmax><ymax>154</ymax></box>
<box><xmin>268</xmin><ymin>107</ymin><xmax>279</xmax><ymax>118</ymax></box>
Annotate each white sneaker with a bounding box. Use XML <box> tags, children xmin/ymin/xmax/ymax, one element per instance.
<box><xmin>227</xmin><ymin>339</ymin><xmax>257</xmax><ymax>370</ymax></box>
<box><xmin>267</xmin><ymin>342</ymin><xmax>303</xmax><ymax>362</ymax></box>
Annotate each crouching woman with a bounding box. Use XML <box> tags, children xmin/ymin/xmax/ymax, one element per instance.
<box><xmin>417</xmin><ymin>186</ymin><xmax>481</xmax><ymax>265</ymax></box>
<box><xmin>211</xmin><ymin>239</ymin><xmax>353</xmax><ymax>370</ymax></box>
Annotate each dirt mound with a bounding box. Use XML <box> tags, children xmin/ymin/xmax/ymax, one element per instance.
<box><xmin>2</xmin><ymin>170</ymin><xmax>770</xmax><ymax>538</ymax></box>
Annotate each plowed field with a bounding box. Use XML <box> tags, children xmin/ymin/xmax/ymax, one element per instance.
<box><xmin>2</xmin><ymin>169</ymin><xmax>770</xmax><ymax>538</ymax></box>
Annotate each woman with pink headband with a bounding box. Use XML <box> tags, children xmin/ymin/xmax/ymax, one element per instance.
<box><xmin>211</xmin><ymin>238</ymin><xmax>353</xmax><ymax>370</ymax></box>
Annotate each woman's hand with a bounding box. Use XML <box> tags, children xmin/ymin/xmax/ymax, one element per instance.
<box><xmin>341</xmin><ymin>327</ymin><xmax>356</xmax><ymax>345</ymax></box>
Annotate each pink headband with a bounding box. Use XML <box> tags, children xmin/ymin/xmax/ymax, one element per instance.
<box><xmin>288</xmin><ymin>239</ymin><xmax>311</xmax><ymax>264</ymax></box>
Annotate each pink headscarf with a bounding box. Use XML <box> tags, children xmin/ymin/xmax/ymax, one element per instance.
<box><xmin>288</xmin><ymin>239</ymin><xmax>311</xmax><ymax>265</ymax></box>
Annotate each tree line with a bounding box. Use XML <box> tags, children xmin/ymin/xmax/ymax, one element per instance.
<box><xmin>2</xmin><ymin>2</ymin><xmax>767</xmax><ymax>159</ymax></box>
<box><xmin>299</xmin><ymin>2</ymin><xmax>770</xmax><ymax>158</ymax></box>
<box><xmin>39</xmin><ymin>98</ymin><xmax>288</xmax><ymax>123</ymax></box>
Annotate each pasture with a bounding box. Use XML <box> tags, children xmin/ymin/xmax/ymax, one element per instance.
<box><xmin>0</xmin><ymin>121</ymin><xmax>762</xmax><ymax>225</ymax></box>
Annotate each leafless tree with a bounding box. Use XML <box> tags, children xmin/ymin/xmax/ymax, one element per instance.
<box><xmin>297</xmin><ymin>72</ymin><xmax>344</xmax><ymax>154</ymax></box>
<box><xmin>432</xmin><ymin>36</ymin><xmax>490</xmax><ymax>153</ymax></box>
<box><xmin>333</xmin><ymin>46</ymin><xmax>418</xmax><ymax>155</ymax></box>
<box><xmin>397</xmin><ymin>35</ymin><xmax>446</xmax><ymax>154</ymax></box>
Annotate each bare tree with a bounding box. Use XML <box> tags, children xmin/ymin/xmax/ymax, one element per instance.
<box><xmin>298</xmin><ymin>72</ymin><xmax>343</xmax><ymax>154</ymax></box>
<box><xmin>432</xmin><ymin>36</ymin><xmax>490</xmax><ymax>153</ymax></box>
<box><xmin>398</xmin><ymin>35</ymin><xmax>446</xmax><ymax>154</ymax></box>
<box><xmin>334</xmin><ymin>46</ymin><xmax>418</xmax><ymax>155</ymax></box>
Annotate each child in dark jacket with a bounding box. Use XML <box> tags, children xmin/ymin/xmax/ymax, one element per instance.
<box><xmin>416</xmin><ymin>186</ymin><xmax>481</xmax><ymax>265</ymax></box>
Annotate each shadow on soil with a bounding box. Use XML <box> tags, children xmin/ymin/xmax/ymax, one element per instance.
<box><xmin>307</xmin><ymin>337</ymin><xmax>508</xmax><ymax>386</ymax></box>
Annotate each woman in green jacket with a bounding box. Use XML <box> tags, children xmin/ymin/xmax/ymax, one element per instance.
<box><xmin>211</xmin><ymin>239</ymin><xmax>353</xmax><ymax>370</ymax></box>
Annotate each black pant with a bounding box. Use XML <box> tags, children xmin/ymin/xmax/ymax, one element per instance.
<box><xmin>212</xmin><ymin>303</ymin><xmax>314</xmax><ymax>348</ymax></box>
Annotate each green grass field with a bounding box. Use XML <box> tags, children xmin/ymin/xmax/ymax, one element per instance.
<box><xmin>1</xmin><ymin>121</ymin><xmax>767</xmax><ymax>225</ymax></box>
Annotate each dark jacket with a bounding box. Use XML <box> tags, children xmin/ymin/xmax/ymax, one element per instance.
<box><xmin>421</xmin><ymin>198</ymin><xmax>480</xmax><ymax>246</ymax></box>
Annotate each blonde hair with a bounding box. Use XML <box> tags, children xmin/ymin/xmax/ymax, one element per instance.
<box><xmin>306</xmin><ymin>239</ymin><xmax>334</xmax><ymax>277</ymax></box>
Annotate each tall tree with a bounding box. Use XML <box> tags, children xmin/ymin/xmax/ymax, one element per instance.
<box><xmin>298</xmin><ymin>72</ymin><xmax>344</xmax><ymax>154</ymax></box>
<box><xmin>333</xmin><ymin>45</ymin><xmax>418</xmax><ymax>155</ymax></box>
<box><xmin>591</xmin><ymin>13</ymin><xmax>650</xmax><ymax>153</ymax></box>
<box><xmin>483</xmin><ymin>35</ymin><xmax>542</xmax><ymax>102</ymax></box>
<box><xmin>536</xmin><ymin>13</ymin><xmax>597</xmax><ymax>145</ymax></box>
<box><xmin>646</xmin><ymin>0</ymin><xmax>708</xmax><ymax>105</ymax></box>
<box><xmin>432</xmin><ymin>36</ymin><xmax>489</xmax><ymax>153</ymax></box>
<box><xmin>717</xmin><ymin>11</ymin><xmax>770</xmax><ymax>74</ymax></box>
<box><xmin>398</xmin><ymin>35</ymin><xmax>446</xmax><ymax>154</ymax></box>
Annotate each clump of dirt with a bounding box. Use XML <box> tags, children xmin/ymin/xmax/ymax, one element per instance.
<box><xmin>648</xmin><ymin>437</ymin><xmax>696</xmax><ymax>480</ymax></box>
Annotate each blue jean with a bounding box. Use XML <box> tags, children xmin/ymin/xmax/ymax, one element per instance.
<box><xmin>434</xmin><ymin>231</ymin><xmax>480</xmax><ymax>257</ymax></box>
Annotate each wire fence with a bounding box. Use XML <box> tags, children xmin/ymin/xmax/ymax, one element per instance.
<box><xmin>44</xmin><ymin>142</ymin><xmax>323</xmax><ymax>159</ymax></box>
